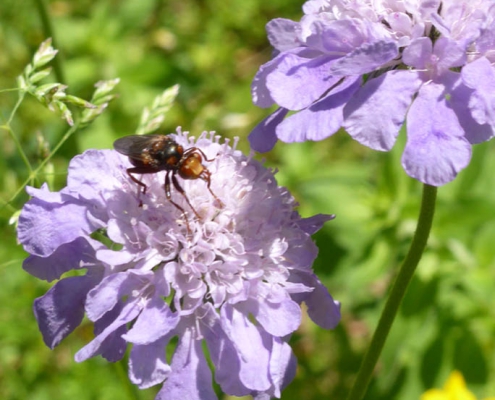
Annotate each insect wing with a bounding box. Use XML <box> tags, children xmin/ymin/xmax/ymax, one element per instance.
<box><xmin>113</xmin><ymin>134</ymin><xmax>170</xmax><ymax>157</ymax></box>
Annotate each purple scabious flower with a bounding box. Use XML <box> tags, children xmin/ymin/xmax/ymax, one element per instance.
<box><xmin>251</xmin><ymin>0</ymin><xmax>495</xmax><ymax>186</ymax></box>
<box><xmin>17</xmin><ymin>128</ymin><xmax>340</xmax><ymax>399</ymax></box>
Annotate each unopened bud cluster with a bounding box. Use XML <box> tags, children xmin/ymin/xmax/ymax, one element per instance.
<box><xmin>18</xmin><ymin>38</ymin><xmax>119</xmax><ymax>127</ymax></box>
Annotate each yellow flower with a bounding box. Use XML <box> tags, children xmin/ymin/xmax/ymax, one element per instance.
<box><xmin>421</xmin><ymin>371</ymin><xmax>494</xmax><ymax>400</ymax></box>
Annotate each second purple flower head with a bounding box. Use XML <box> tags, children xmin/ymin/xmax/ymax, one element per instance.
<box><xmin>251</xmin><ymin>0</ymin><xmax>495</xmax><ymax>186</ymax></box>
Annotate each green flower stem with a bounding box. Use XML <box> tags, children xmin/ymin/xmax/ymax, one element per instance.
<box><xmin>7</xmin><ymin>91</ymin><xmax>26</xmax><ymax>125</ymax></box>
<box><xmin>2</xmin><ymin>92</ymin><xmax>34</xmax><ymax>176</ymax></box>
<box><xmin>33</xmin><ymin>0</ymin><xmax>66</xmax><ymax>85</ymax></box>
<box><xmin>7</xmin><ymin>123</ymin><xmax>78</xmax><ymax>205</ymax></box>
<box><xmin>346</xmin><ymin>183</ymin><xmax>437</xmax><ymax>400</ymax></box>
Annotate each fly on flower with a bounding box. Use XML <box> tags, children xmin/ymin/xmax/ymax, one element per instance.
<box><xmin>113</xmin><ymin>134</ymin><xmax>221</xmax><ymax>230</ymax></box>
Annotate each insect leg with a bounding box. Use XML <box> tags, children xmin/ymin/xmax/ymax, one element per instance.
<box><xmin>165</xmin><ymin>170</ymin><xmax>192</xmax><ymax>233</ymax></box>
<box><xmin>182</xmin><ymin>148</ymin><xmax>223</xmax><ymax>207</ymax></box>
<box><xmin>126</xmin><ymin>168</ymin><xmax>148</xmax><ymax>194</ymax></box>
<box><xmin>126</xmin><ymin>168</ymin><xmax>149</xmax><ymax>206</ymax></box>
<box><xmin>184</xmin><ymin>146</ymin><xmax>215</xmax><ymax>162</ymax></box>
<box><xmin>200</xmin><ymin>169</ymin><xmax>224</xmax><ymax>208</ymax></box>
<box><xmin>170</xmin><ymin>173</ymin><xmax>201</xmax><ymax>219</ymax></box>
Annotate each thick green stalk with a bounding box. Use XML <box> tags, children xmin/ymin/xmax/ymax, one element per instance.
<box><xmin>114</xmin><ymin>359</ymin><xmax>141</xmax><ymax>400</ymax></box>
<box><xmin>33</xmin><ymin>0</ymin><xmax>80</xmax><ymax>157</ymax></box>
<box><xmin>346</xmin><ymin>184</ymin><xmax>437</xmax><ymax>400</ymax></box>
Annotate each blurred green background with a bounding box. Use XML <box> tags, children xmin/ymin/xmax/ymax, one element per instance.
<box><xmin>2</xmin><ymin>1</ymin><xmax>495</xmax><ymax>399</ymax></box>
